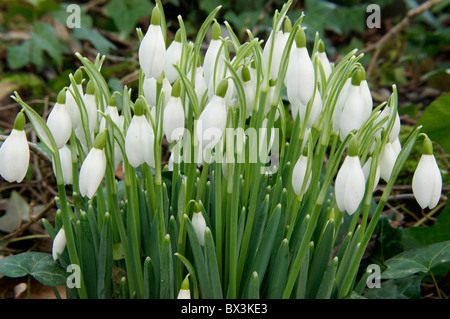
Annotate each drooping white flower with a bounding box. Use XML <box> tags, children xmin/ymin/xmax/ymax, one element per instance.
<box><xmin>339</xmin><ymin>68</ymin><xmax>371</xmax><ymax>141</ymax></box>
<box><xmin>47</xmin><ymin>89</ymin><xmax>72</xmax><ymax>149</ymax></box>
<box><xmin>0</xmin><ymin>112</ymin><xmax>29</xmax><ymax>183</ymax></box>
<box><xmin>196</xmin><ymin>80</ymin><xmax>228</xmax><ymax>151</ymax></box>
<box><xmin>52</xmin><ymin>228</ymin><xmax>66</xmax><ymax>261</ymax></box>
<box><xmin>79</xmin><ymin>130</ymin><xmax>107</xmax><ymax>198</ymax></box>
<box><xmin>292</xmin><ymin>87</ymin><xmax>323</xmax><ymax>129</ymax></box>
<box><xmin>317</xmin><ymin>40</ymin><xmax>332</xmax><ymax>81</ymax></box>
<box><xmin>52</xmin><ymin>145</ymin><xmax>73</xmax><ymax>185</ymax></box>
<box><xmin>65</xmin><ymin>69</ymin><xmax>84</xmax><ymax>129</ymax></box>
<box><xmin>125</xmin><ymin>98</ymin><xmax>155</xmax><ymax>168</ymax></box>
<box><xmin>177</xmin><ymin>276</ymin><xmax>191</xmax><ymax>299</ymax></box>
<box><xmin>362</xmin><ymin>157</ymin><xmax>381</xmax><ymax>192</ymax></box>
<box><xmin>335</xmin><ymin>138</ymin><xmax>366</xmax><ymax>215</ymax></box>
<box><xmin>192</xmin><ymin>211</ymin><xmax>207</xmax><ymax>246</ymax></box>
<box><xmin>163</xmin><ymin>80</ymin><xmax>185</xmax><ymax>143</ymax></box>
<box><xmin>412</xmin><ymin>136</ymin><xmax>442</xmax><ymax>209</ymax></box>
<box><xmin>379</xmin><ymin>142</ymin><xmax>397</xmax><ymax>183</ymax></box>
<box><xmin>286</xmin><ymin>27</ymin><xmax>315</xmax><ymax>107</ymax></box>
<box><xmin>240</xmin><ymin>65</ymin><xmax>256</xmax><ymax>119</ymax></box>
<box><xmin>139</xmin><ymin>6</ymin><xmax>165</xmax><ymax>80</ymax></box>
<box><xmin>82</xmin><ymin>80</ymin><xmax>98</xmax><ymax>132</ymax></box>
<box><xmin>292</xmin><ymin>154</ymin><xmax>311</xmax><ymax>197</ymax></box>
<box><xmin>164</xmin><ymin>29</ymin><xmax>182</xmax><ymax>84</ymax></box>
<box><xmin>143</xmin><ymin>76</ymin><xmax>172</xmax><ymax>108</ymax></box>
<box><xmin>203</xmin><ymin>21</ymin><xmax>225</xmax><ymax>93</ymax></box>
<box><xmin>262</xmin><ymin>28</ymin><xmax>286</xmax><ymax>81</ymax></box>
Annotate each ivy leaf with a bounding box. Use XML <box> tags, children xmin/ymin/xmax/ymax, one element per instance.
<box><xmin>0</xmin><ymin>252</ymin><xmax>67</xmax><ymax>287</ymax></box>
<box><xmin>30</xmin><ymin>21</ymin><xmax>63</xmax><ymax>66</ymax></box>
<box><xmin>382</xmin><ymin>240</ymin><xmax>450</xmax><ymax>280</ymax></box>
<box><xmin>104</xmin><ymin>0</ymin><xmax>153</xmax><ymax>38</ymax></box>
<box><xmin>72</xmin><ymin>27</ymin><xmax>116</xmax><ymax>55</ymax></box>
<box><xmin>417</xmin><ymin>92</ymin><xmax>450</xmax><ymax>153</ymax></box>
<box><xmin>363</xmin><ymin>275</ymin><xmax>423</xmax><ymax>299</ymax></box>
<box><xmin>6</xmin><ymin>41</ymin><xmax>31</xmax><ymax>70</ymax></box>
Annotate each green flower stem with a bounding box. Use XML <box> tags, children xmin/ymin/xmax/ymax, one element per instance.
<box><xmin>196</xmin><ymin>161</ymin><xmax>210</xmax><ymax>202</ymax></box>
<box><xmin>214</xmin><ymin>162</ymin><xmax>223</xmax><ymax>280</ymax></box>
<box><xmin>144</xmin><ymin>165</ymin><xmax>156</xmax><ymax>215</ymax></box>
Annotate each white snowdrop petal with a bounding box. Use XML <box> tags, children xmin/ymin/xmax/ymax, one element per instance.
<box><xmin>292</xmin><ymin>155</ymin><xmax>310</xmax><ymax>196</ymax></box>
<box><xmin>343</xmin><ymin>157</ymin><xmax>366</xmax><ymax>215</ymax></box>
<box><xmin>163</xmin><ymin>97</ymin><xmax>185</xmax><ymax>143</ymax></box>
<box><xmin>52</xmin><ymin>228</ymin><xmax>66</xmax><ymax>261</ymax></box>
<box><xmin>139</xmin><ymin>24</ymin><xmax>166</xmax><ymax>79</ymax></box>
<box><xmin>192</xmin><ymin>212</ymin><xmax>207</xmax><ymax>246</ymax></box>
<box><xmin>335</xmin><ymin>157</ymin><xmax>351</xmax><ymax>212</ymax></box>
<box><xmin>47</xmin><ymin>103</ymin><xmax>72</xmax><ymax>149</ymax></box>
<box><xmin>0</xmin><ymin>129</ymin><xmax>30</xmax><ymax>183</ymax></box>
<box><xmin>413</xmin><ymin>155</ymin><xmax>442</xmax><ymax>209</ymax></box>
<box><xmin>79</xmin><ymin>148</ymin><xmax>106</xmax><ymax>198</ymax></box>
<box><xmin>125</xmin><ymin>116</ymin><xmax>146</xmax><ymax>167</ymax></box>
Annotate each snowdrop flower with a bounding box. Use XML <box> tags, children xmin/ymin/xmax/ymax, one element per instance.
<box><xmin>317</xmin><ymin>40</ymin><xmax>332</xmax><ymax>81</ymax></box>
<box><xmin>412</xmin><ymin>136</ymin><xmax>442</xmax><ymax>209</ymax></box>
<box><xmin>125</xmin><ymin>97</ymin><xmax>155</xmax><ymax>168</ymax></box>
<box><xmin>47</xmin><ymin>89</ymin><xmax>72</xmax><ymax>149</ymax></box>
<box><xmin>241</xmin><ymin>65</ymin><xmax>256</xmax><ymax>119</ymax></box>
<box><xmin>339</xmin><ymin>68</ymin><xmax>371</xmax><ymax>141</ymax></box>
<box><xmin>192</xmin><ymin>204</ymin><xmax>207</xmax><ymax>246</ymax></box>
<box><xmin>332</xmin><ymin>76</ymin><xmax>351</xmax><ymax>133</ymax></box>
<box><xmin>262</xmin><ymin>23</ymin><xmax>287</xmax><ymax>81</ymax></box>
<box><xmin>82</xmin><ymin>80</ymin><xmax>98</xmax><ymax>132</ymax></box>
<box><xmin>335</xmin><ymin>137</ymin><xmax>366</xmax><ymax>215</ymax></box>
<box><xmin>177</xmin><ymin>276</ymin><xmax>191</xmax><ymax>299</ymax></box>
<box><xmin>286</xmin><ymin>27</ymin><xmax>315</xmax><ymax>107</ymax></box>
<box><xmin>143</xmin><ymin>76</ymin><xmax>172</xmax><ymax>108</ymax></box>
<box><xmin>292</xmin><ymin>154</ymin><xmax>311</xmax><ymax>197</ymax></box>
<box><xmin>379</xmin><ymin>141</ymin><xmax>397</xmax><ymax>183</ymax></box>
<box><xmin>79</xmin><ymin>130</ymin><xmax>107</xmax><ymax>198</ymax></box>
<box><xmin>362</xmin><ymin>157</ymin><xmax>381</xmax><ymax>192</ymax></box>
<box><xmin>52</xmin><ymin>145</ymin><xmax>73</xmax><ymax>185</ymax></box>
<box><xmin>163</xmin><ymin>79</ymin><xmax>185</xmax><ymax>143</ymax></box>
<box><xmin>99</xmin><ymin>94</ymin><xmax>121</xmax><ymax>132</ymax></box>
<box><xmin>0</xmin><ymin>112</ymin><xmax>29</xmax><ymax>183</ymax></box>
<box><xmin>197</xmin><ymin>79</ymin><xmax>228</xmax><ymax>151</ymax></box>
<box><xmin>65</xmin><ymin>69</ymin><xmax>83</xmax><ymax>129</ymax></box>
<box><xmin>292</xmin><ymin>87</ymin><xmax>323</xmax><ymax>128</ymax></box>
<box><xmin>52</xmin><ymin>228</ymin><xmax>66</xmax><ymax>261</ymax></box>
<box><xmin>139</xmin><ymin>6</ymin><xmax>165</xmax><ymax>80</ymax></box>
<box><xmin>203</xmin><ymin>21</ymin><xmax>225</xmax><ymax>91</ymax></box>
<box><xmin>164</xmin><ymin>29</ymin><xmax>182</xmax><ymax>84</ymax></box>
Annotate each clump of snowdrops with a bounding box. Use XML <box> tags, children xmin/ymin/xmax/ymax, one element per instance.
<box><xmin>0</xmin><ymin>0</ymin><xmax>442</xmax><ymax>299</ymax></box>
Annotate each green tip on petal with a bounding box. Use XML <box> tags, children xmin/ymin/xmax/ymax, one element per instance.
<box><xmin>94</xmin><ymin>129</ymin><xmax>108</xmax><ymax>150</ymax></box>
<box><xmin>348</xmin><ymin>135</ymin><xmax>359</xmax><ymax>157</ymax></box>
<box><xmin>422</xmin><ymin>134</ymin><xmax>433</xmax><ymax>155</ymax></box>
<box><xmin>57</xmin><ymin>88</ymin><xmax>67</xmax><ymax>104</ymax></box>
<box><xmin>351</xmin><ymin>68</ymin><xmax>364</xmax><ymax>86</ymax></box>
<box><xmin>13</xmin><ymin>111</ymin><xmax>26</xmax><ymax>131</ymax></box>
<box><xmin>171</xmin><ymin>79</ymin><xmax>181</xmax><ymax>97</ymax></box>
<box><xmin>174</xmin><ymin>29</ymin><xmax>181</xmax><ymax>42</ymax></box>
<box><xmin>241</xmin><ymin>65</ymin><xmax>251</xmax><ymax>82</ymax></box>
<box><xmin>86</xmin><ymin>81</ymin><xmax>95</xmax><ymax>95</ymax></box>
<box><xmin>134</xmin><ymin>97</ymin><xmax>145</xmax><ymax>116</ymax></box>
<box><xmin>216</xmin><ymin>79</ymin><xmax>228</xmax><ymax>98</ymax></box>
<box><xmin>109</xmin><ymin>94</ymin><xmax>117</xmax><ymax>107</ymax></box>
<box><xmin>74</xmin><ymin>69</ymin><xmax>83</xmax><ymax>84</ymax></box>
<box><xmin>284</xmin><ymin>16</ymin><xmax>292</xmax><ymax>33</ymax></box>
<box><xmin>295</xmin><ymin>27</ymin><xmax>306</xmax><ymax>48</ymax></box>
<box><xmin>212</xmin><ymin>20</ymin><xmax>221</xmax><ymax>40</ymax></box>
<box><xmin>193</xmin><ymin>201</ymin><xmax>201</xmax><ymax>214</ymax></box>
<box><xmin>318</xmin><ymin>40</ymin><xmax>325</xmax><ymax>53</ymax></box>
<box><xmin>181</xmin><ymin>275</ymin><xmax>190</xmax><ymax>290</ymax></box>
<box><xmin>151</xmin><ymin>5</ymin><xmax>161</xmax><ymax>26</ymax></box>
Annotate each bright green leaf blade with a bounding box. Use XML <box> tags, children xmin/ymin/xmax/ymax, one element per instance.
<box><xmin>382</xmin><ymin>240</ymin><xmax>450</xmax><ymax>280</ymax></box>
<box><xmin>0</xmin><ymin>252</ymin><xmax>67</xmax><ymax>287</ymax></box>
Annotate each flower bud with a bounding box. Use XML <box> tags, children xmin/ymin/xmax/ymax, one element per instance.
<box><xmin>177</xmin><ymin>275</ymin><xmax>191</xmax><ymax>299</ymax></box>
<box><xmin>192</xmin><ymin>205</ymin><xmax>206</xmax><ymax>246</ymax></box>
<box><xmin>163</xmin><ymin>79</ymin><xmax>185</xmax><ymax>143</ymax></box>
<box><xmin>292</xmin><ymin>154</ymin><xmax>311</xmax><ymax>197</ymax></box>
<box><xmin>52</xmin><ymin>145</ymin><xmax>73</xmax><ymax>185</ymax></box>
<box><xmin>52</xmin><ymin>228</ymin><xmax>66</xmax><ymax>261</ymax></box>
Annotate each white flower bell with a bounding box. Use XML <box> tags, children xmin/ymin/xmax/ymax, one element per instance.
<box><xmin>317</xmin><ymin>40</ymin><xmax>332</xmax><ymax>81</ymax></box>
<box><xmin>192</xmin><ymin>204</ymin><xmax>207</xmax><ymax>246</ymax></box>
<box><xmin>335</xmin><ymin>137</ymin><xmax>366</xmax><ymax>215</ymax></box>
<box><xmin>164</xmin><ymin>29</ymin><xmax>182</xmax><ymax>84</ymax></box>
<box><xmin>47</xmin><ymin>89</ymin><xmax>73</xmax><ymax>149</ymax></box>
<box><xmin>412</xmin><ymin>136</ymin><xmax>442</xmax><ymax>209</ymax></box>
<box><xmin>286</xmin><ymin>27</ymin><xmax>315</xmax><ymax>107</ymax></box>
<box><xmin>79</xmin><ymin>130</ymin><xmax>107</xmax><ymax>198</ymax></box>
<box><xmin>163</xmin><ymin>79</ymin><xmax>185</xmax><ymax>143</ymax></box>
<box><xmin>292</xmin><ymin>154</ymin><xmax>311</xmax><ymax>197</ymax></box>
<box><xmin>139</xmin><ymin>6</ymin><xmax>166</xmax><ymax>80</ymax></box>
<box><xmin>52</xmin><ymin>145</ymin><xmax>73</xmax><ymax>185</ymax></box>
<box><xmin>197</xmin><ymin>79</ymin><xmax>228</xmax><ymax>151</ymax></box>
<box><xmin>143</xmin><ymin>76</ymin><xmax>172</xmax><ymax>108</ymax></box>
<box><xmin>65</xmin><ymin>69</ymin><xmax>84</xmax><ymax>129</ymax></box>
<box><xmin>52</xmin><ymin>228</ymin><xmax>66</xmax><ymax>261</ymax></box>
<box><xmin>125</xmin><ymin>97</ymin><xmax>155</xmax><ymax>168</ymax></box>
<box><xmin>0</xmin><ymin>112</ymin><xmax>29</xmax><ymax>183</ymax></box>
<box><xmin>177</xmin><ymin>275</ymin><xmax>191</xmax><ymax>299</ymax></box>
<box><xmin>203</xmin><ymin>21</ymin><xmax>225</xmax><ymax>93</ymax></box>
